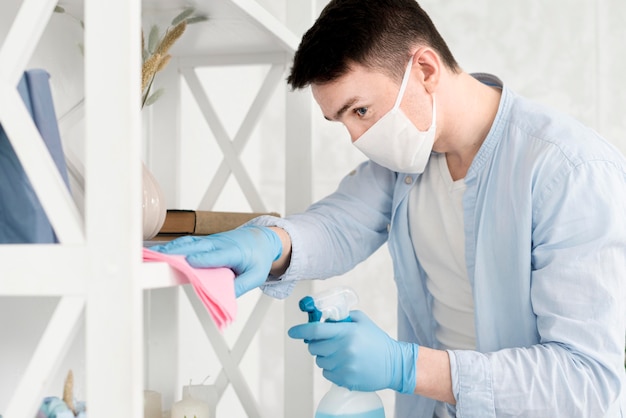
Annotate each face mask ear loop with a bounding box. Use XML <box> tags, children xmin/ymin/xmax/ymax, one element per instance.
<box><xmin>392</xmin><ymin>56</ymin><xmax>414</xmax><ymax>110</ymax></box>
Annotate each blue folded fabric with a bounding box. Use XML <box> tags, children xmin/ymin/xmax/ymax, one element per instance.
<box><xmin>36</xmin><ymin>396</ymin><xmax>86</xmax><ymax>418</ymax></box>
<box><xmin>0</xmin><ymin>69</ymin><xmax>70</xmax><ymax>243</ymax></box>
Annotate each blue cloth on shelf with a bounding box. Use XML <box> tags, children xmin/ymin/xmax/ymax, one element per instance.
<box><xmin>0</xmin><ymin>69</ymin><xmax>70</xmax><ymax>243</ymax></box>
<box><xmin>36</xmin><ymin>396</ymin><xmax>86</xmax><ymax>418</ymax></box>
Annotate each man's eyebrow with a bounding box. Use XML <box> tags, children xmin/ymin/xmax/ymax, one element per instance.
<box><xmin>327</xmin><ymin>97</ymin><xmax>359</xmax><ymax>121</ymax></box>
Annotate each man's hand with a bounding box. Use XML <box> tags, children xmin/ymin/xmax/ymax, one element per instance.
<box><xmin>151</xmin><ymin>225</ymin><xmax>282</xmax><ymax>297</ymax></box>
<box><xmin>288</xmin><ymin>310</ymin><xmax>418</xmax><ymax>393</ymax></box>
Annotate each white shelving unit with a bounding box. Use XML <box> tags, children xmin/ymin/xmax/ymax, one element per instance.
<box><xmin>0</xmin><ymin>0</ymin><xmax>315</xmax><ymax>417</ymax></box>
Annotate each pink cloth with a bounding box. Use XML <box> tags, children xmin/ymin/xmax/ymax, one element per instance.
<box><xmin>143</xmin><ymin>248</ymin><xmax>236</xmax><ymax>330</ymax></box>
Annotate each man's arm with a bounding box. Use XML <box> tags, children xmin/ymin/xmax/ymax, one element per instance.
<box><xmin>269</xmin><ymin>226</ymin><xmax>292</xmax><ymax>276</ymax></box>
<box><xmin>415</xmin><ymin>347</ymin><xmax>455</xmax><ymax>405</ymax></box>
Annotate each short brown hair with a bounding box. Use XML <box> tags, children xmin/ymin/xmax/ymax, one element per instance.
<box><xmin>287</xmin><ymin>0</ymin><xmax>460</xmax><ymax>89</ymax></box>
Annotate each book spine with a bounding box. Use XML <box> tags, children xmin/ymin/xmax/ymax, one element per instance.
<box><xmin>194</xmin><ymin>211</ymin><xmax>280</xmax><ymax>235</ymax></box>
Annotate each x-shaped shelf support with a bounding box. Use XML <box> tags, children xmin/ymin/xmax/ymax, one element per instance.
<box><xmin>174</xmin><ymin>56</ymin><xmax>289</xmax><ymax>416</ymax></box>
<box><xmin>184</xmin><ymin>286</ymin><xmax>275</xmax><ymax>418</ymax></box>
<box><xmin>0</xmin><ymin>0</ymin><xmax>83</xmax><ymax>244</ymax></box>
<box><xmin>0</xmin><ymin>2</ymin><xmax>85</xmax><ymax>417</ymax></box>
<box><xmin>180</xmin><ymin>59</ymin><xmax>286</xmax><ymax>212</ymax></box>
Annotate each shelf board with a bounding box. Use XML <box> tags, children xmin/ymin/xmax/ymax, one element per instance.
<box><xmin>141</xmin><ymin>260</ymin><xmax>189</xmax><ymax>289</ymax></box>
<box><xmin>0</xmin><ymin>244</ymin><xmax>87</xmax><ymax>296</ymax></box>
<box><xmin>58</xmin><ymin>0</ymin><xmax>300</xmax><ymax>57</ymax></box>
<box><xmin>0</xmin><ymin>244</ymin><xmax>193</xmax><ymax>295</ymax></box>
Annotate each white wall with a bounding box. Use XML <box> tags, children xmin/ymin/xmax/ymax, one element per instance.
<box><xmin>1</xmin><ymin>0</ymin><xmax>625</xmax><ymax>417</ymax></box>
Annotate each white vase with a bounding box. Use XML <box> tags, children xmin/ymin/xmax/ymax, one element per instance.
<box><xmin>142</xmin><ymin>162</ymin><xmax>167</xmax><ymax>240</ymax></box>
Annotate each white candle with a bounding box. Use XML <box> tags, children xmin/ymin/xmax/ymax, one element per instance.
<box><xmin>144</xmin><ymin>390</ymin><xmax>162</xmax><ymax>418</ymax></box>
<box><xmin>170</xmin><ymin>388</ymin><xmax>210</xmax><ymax>418</ymax></box>
<box><xmin>183</xmin><ymin>385</ymin><xmax>217</xmax><ymax>417</ymax></box>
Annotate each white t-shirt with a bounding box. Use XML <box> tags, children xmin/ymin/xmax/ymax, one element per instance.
<box><xmin>408</xmin><ymin>152</ymin><xmax>476</xmax><ymax>417</ymax></box>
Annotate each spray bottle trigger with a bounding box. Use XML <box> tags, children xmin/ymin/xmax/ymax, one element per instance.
<box><xmin>299</xmin><ymin>296</ymin><xmax>323</xmax><ymax>323</ymax></box>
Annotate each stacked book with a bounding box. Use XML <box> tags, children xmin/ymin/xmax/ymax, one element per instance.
<box><xmin>155</xmin><ymin>209</ymin><xmax>281</xmax><ymax>240</ymax></box>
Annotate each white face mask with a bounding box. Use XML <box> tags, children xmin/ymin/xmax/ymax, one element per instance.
<box><xmin>353</xmin><ymin>56</ymin><xmax>436</xmax><ymax>173</ymax></box>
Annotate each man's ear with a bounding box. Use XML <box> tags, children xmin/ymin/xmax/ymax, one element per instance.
<box><xmin>413</xmin><ymin>48</ymin><xmax>440</xmax><ymax>93</ymax></box>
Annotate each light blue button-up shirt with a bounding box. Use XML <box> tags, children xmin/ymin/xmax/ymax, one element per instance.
<box><xmin>251</xmin><ymin>77</ymin><xmax>626</xmax><ymax>417</ymax></box>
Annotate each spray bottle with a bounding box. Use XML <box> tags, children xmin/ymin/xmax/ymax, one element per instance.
<box><xmin>299</xmin><ymin>286</ymin><xmax>385</xmax><ymax>418</ymax></box>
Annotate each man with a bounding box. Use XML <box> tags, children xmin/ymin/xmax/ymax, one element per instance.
<box><xmin>154</xmin><ymin>0</ymin><xmax>626</xmax><ymax>416</ymax></box>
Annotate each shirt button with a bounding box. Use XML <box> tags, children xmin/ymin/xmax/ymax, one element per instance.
<box><xmin>387</xmin><ymin>224</ymin><xmax>391</xmax><ymax>232</ymax></box>
<box><xmin>404</xmin><ymin>176</ymin><xmax>413</xmax><ymax>185</ymax></box>
<box><xmin>349</xmin><ymin>169</ymin><xmax>356</xmax><ymax>176</ymax></box>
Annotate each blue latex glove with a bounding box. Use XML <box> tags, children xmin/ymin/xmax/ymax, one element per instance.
<box><xmin>288</xmin><ymin>310</ymin><xmax>418</xmax><ymax>393</ymax></box>
<box><xmin>151</xmin><ymin>225</ymin><xmax>282</xmax><ymax>297</ymax></box>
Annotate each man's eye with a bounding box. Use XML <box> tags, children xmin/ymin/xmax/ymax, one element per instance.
<box><xmin>355</xmin><ymin>107</ymin><xmax>368</xmax><ymax>117</ymax></box>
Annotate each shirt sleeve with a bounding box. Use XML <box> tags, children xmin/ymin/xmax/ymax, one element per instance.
<box><xmin>247</xmin><ymin>161</ymin><xmax>395</xmax><ymax>299</ymax></box>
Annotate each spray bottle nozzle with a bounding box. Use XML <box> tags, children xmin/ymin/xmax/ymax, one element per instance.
<box><xmin>298</xmin><ymin>286</ymin><xmax>359</xmax><ymax>323</ymax></box>
<box><xmin>299</xmin><ymin>296</ymin><xmax>323</xmax><ymax>323</ymax></box>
